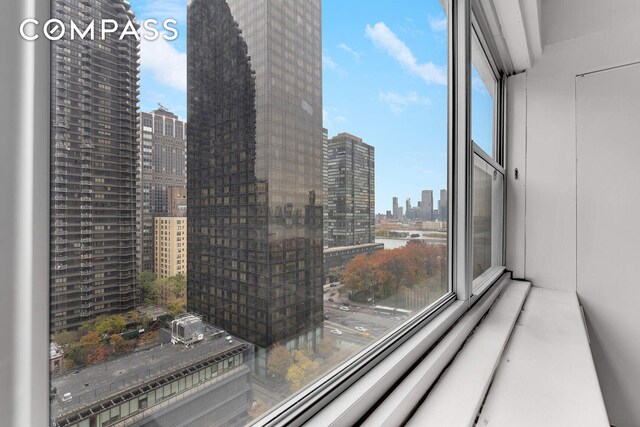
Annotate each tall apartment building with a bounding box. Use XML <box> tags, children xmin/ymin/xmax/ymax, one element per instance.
<box><xmin>154</xmin><ymin>217</ymin><xmax>187</xmax><ymax>278</ymax></box>
<box><xmin>421</xmin><ymin>189</ymin><xmax>434</xmax><ymax>221</ymax></box>
<box><xmin>187</xmin><ymin>0</ymin><xmax>324</xmax><ymax>367</ymax></box>
<box><xmin>138</xmin><ymin>108</ymin><xmax>187</xmax><ymax>273</ymax></box>
<box><xmin>393</xmin><ymin>197</ymin><xmax>399</xmax><ymax>220</ymax></box>
<box><xmin>168</xmin><ymin>187</ymin><xmax>187</xmax><ymax>217</ymax></box>
<box><xmin>325</xmin><ymin>133</ymin><xmax>375</xmax><ymax>247</ymax></box>
<box><xmin>322</xmin><ymin>127</ymin><xmax>329</xmax><ymax>246</ymax></box>
<box><xmin>438</xmin><ymin>189</ymin><xmax>448</xmax><ymax>221</ymax></box>
<box><xmin>405</xmin><ymin>198</ymin><xmax>412</xmax><ymax>220</ymax></box>
<box><xmin>50</xmin><ymin>0</ymin><xmax>139</xmax><ymax>333</ymax></box>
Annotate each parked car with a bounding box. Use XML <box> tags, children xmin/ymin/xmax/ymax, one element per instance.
<box><xmin>328</xmin><ymin>298</ymin><xmax>334</xmax><ymax>302</ymax></box>
<box><xmin>355</xmin><ymin>326</ymin><xmax>367</xmax><ymax>332</ymax></box>
<box><xmin>339</xmin><ymin>306</ymin><xmax>350</xmax><ymax>311</ymax></box>
<box><xmin>330</xmin><ymin>329</ymin><xmax>342</xmax><ymax>335</ymax></box>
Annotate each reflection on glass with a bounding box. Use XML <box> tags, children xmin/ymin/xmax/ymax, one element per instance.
<box><xmin>472</xmin><ymin>154</ymin><xmax>504</xmax><ymax>282</ymax></box>
<box><xmin>471</xmin><ymin>31</ymin><xmax>497</xmax><ymax>158</ymax></box>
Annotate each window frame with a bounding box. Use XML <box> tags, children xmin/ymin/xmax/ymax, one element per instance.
<box><xmin>0</xmin><ymin>0</ymin><xmax>507</xmax><ymax>425</ymax></box>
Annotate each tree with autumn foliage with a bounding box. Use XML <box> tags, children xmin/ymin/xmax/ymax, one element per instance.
<box><xmin>341</xmin><ymin>241</ymin><xmax>447</xmax><ymax>303</ymax></box>
<box><xmin>286</xmin><ymin>349</ymin><xmax>319</xmax><ymax>391</ymax></box>
<box><xmin>267</xmin><ymin>344</ymin><xmax>294</xmax><ymax>382</ymax></box>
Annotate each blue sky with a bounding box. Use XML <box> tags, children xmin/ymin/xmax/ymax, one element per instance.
<box><xmin>130</xmin><ymin>0</ymin><xmax>494</xmax><ymax>214</ymax></box>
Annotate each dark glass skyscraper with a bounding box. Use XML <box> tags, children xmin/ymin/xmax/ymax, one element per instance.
<box><xmin>50</xmin><ymin>1</ymin><xmax>139</xmax><ymax>333</ymax></box>
<box><xmin>187</xmin><ymin>0</ymin><xmax>324</xmax><ymax>361</ymax></box>
<box><xmin>325</xmin><ymin>133</ymin><xmax>375</xmax><ymax>247</ymax></box>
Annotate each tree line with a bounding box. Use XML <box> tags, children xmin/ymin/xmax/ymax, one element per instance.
<box><xmin>340</xmin><ymin>240</ymin><xmax>447</xmax><ymax>303</ymax></box>
<box><xmin>139</xmin><ymin>271</ymin><xmax>186</xmax><ymax>317</ymax></box>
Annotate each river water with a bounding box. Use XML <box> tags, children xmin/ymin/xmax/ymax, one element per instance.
<box><xmin>375</xmin><ymin>229</ymin><xmax>447</xmax><ymax>250</ymax></box>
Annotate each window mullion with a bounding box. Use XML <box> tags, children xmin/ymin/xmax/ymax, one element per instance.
<box><xmin>450</xmin><ymin>0</ymin><xmax>473</xmax><ymax>302</ymax></box>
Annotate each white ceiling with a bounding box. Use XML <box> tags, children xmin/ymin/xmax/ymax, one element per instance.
<box><xmin>540</xmin><ymin>0</ymin><xmax>640</xmax><ymax>47</ymax></box>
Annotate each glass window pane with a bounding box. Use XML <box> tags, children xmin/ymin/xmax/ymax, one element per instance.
<box><xmin>49</xmin><ymin>0</ymin><xmax>450</xmax><ymax>426</ymax></box>
<box><xmin>472</xmin><ymin>154</ymin><xmax>504</xmax><ymax>283</ymax></box>
<box><xmin>471</xmin><ymin>31</ymin><xmax>497</xmax><ymax>158</ymax></box>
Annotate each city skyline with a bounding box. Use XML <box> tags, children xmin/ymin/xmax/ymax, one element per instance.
<box><xmin>131</xmin><ymin>0</ymin><xmax>494</xmax><ymax>214</ymax></box>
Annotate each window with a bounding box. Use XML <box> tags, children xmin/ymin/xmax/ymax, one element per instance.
<box><xmin>470</xmin><ymin>24</ymin><xmax>505</xmax><ymax>288</ymax></box>
<box><xmin>471</xmin><ymin>28</ymin><xmax>498</xmax><ymax>159</ymax></box>
<box><xmin>40</xmin><ymin>1</ymin><xmax>506</xmax><ymax>427</ymax></box>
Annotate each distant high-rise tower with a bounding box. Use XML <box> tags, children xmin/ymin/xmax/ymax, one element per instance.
<box><xmin>322</xmin><ymin>128</ymin><xmax>329</xmax><ymax>246</ymax></box>
<box><xmin>50</xmin><ymin>1</ymin><xmax>140</xmax><ymax>333</ymax></box>
<box><xmin>405</xmin><ymin>198</ymin><xmax>412</xmax><ymax>220</ymax></box>
<box><xmin>393</xmin><ymin>197</ymin><xmax>399</xmax><ymax>220</ymax></box>
<box><xmin>325</xmin><ymin>132</ymin><xmax>375</xmax><ymax>247</ymax></box>
<box><xmin>421</xmin><ymin>189</ymin><xmax>433</xmax><ymax>220</ymax></box>
<box><xmin>187</xmin><ymin>0</ymin><xmax>324</xmax><ymax>361</ymax></box>
<box><xmin>138</xmin><ymin>108</ymin><xmax>187</xmax><ymax>273</ymax></box>
<box><xmin>438</xmin><ymin>189</ymin><xmax>448</xmax><ymax>221</ymax></box>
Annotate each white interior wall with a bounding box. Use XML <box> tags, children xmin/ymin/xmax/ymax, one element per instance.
<box><xmin>506</xmin><ymin>15</ymin><xmax>640</xmax><ymax>292</ymax></box>
<box><xmin>575</xmin><ymin>63</ymin><xmax>640</xmax><ymax>427</ymax></box>
<box><xmin>505</xmin><ymin>2</ymin><xmax>640</xmax><ymax>425</ymax></box>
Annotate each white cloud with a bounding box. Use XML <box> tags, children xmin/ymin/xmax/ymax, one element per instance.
<box><xmin>322</xmin><ymin>51</ymin><xmax>346</xmax><ymax>76</ymax></box>
<box><xmin>140</xmin><ymin>36</ymin><xmax>186</xmax><ymax>91</ymax></box>
<box><xmin>322</xmin><ymin>52</ymin><xmax>337</xmax><ymax>69</ymax></box>
<box><xmin>365</xmin><ymin>22</ymin><xmax>446</xmax><ymax>85</ymax></box>
<box><xmin>428</xmin><ymin>15</ymin><xmax>447</xmax><ymax>32</ymax></box>
<box><xmin>379</xmin><ymin>91</ymin><xmax>430</xmax><ymax>114</ymax></box>
<box><xmin>336</xmin><ymin>115</ymin><xmax>347</xmax><ymax>123</ymax></box>
<box><xmin>135</xmin><ymin>0</ymin><xmax>186</xmax><ymax>23</ymax></box>
<box><xmin>338</xmin><ymin>43</ymin><xmax>360</xmax><ymax>60</ymax></box>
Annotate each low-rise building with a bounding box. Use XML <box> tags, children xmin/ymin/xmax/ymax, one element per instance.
<box><xmin>51</xmin><ymin>326</ymin><xmax>253</xmax><ymax>427</ymax></box>
<box><xmin>323</xmin><ymin>243</ymin><xmax>384</xmax><ymax>283</ymax></box>
<box><xmin>421</xmin><ymin>220</ymin><xmax>448</xmax><ymax>231</ymax></box>
<box><xmin>50</xmin><ymin>342</ymin><xmax>64</xmax><ymax>373</ymax></box>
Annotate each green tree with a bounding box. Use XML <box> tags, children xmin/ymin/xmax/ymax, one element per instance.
<box><xmin>93</xmin><ymin>315</ymin><xmax>126</xmax><ymax>336</ymax></box>
<box><xmin>139</xmin><ymin>271</ymin><xmax>157</xmax><ymax>305</ymax></box>
<box><xmin>52</xmin><ymin>330</ymin><xmax>79</xmax><ymax>348</ymax></box>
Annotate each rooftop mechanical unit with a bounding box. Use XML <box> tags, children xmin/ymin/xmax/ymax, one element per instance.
<box><xmin>171</xmin><ymin>313</ymin><xmax>204</xmax><ymax>345</ymax></box>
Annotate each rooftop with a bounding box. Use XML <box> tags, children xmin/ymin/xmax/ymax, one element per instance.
<box><xmin>51</xmin><ymin>324</ymin><xmax>247</xmax><ymax>418</ymax></box>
